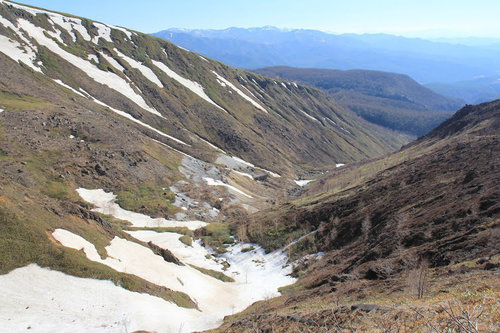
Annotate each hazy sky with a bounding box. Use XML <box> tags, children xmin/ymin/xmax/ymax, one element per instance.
<box><xmin>14</xmin><ymin>0</ymin><xmax>500</xmax><ymax>38</ymax></box>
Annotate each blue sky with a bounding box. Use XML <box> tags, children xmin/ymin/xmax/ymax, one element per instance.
<box><xmin>15</xmin><ymin>0</ymin><xmax>500</xmax><ymax>38</ymax></box>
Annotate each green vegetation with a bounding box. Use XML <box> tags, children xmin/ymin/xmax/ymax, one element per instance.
<box><xmin>116</xmin><ymin>182</ymin><xmax>177</xmax><ymax>216</ymax></box>
<box><xmin>42</xmin><ymin>178</ymin><xmax>68</xmax><ymax>199</ymax></box>
<box><xmin>200</xmin><ymin>222</ymin><xmax>235</xmax><ymax>254</ymax></box>
<box><xmin>179</xmin><ymin>234</ymin><xmax>193</xmax><ymax>247</ymax></box>
<box><xmin>0</xmin><ymin>91</ymin><xmax>52</xmax><ymax>110</ymax></box>
<box><xmin>188</xmin><ymin>264</ymin><xmax>235</xmax><ymax>282</ymax></box>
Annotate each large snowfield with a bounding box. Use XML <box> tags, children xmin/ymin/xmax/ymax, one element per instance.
<box><xmin>0</xmin><ymin>188</ymin><xmax>296</xmax><ymax>332</ymax></box>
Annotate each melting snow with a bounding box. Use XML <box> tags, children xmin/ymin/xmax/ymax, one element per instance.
<box><xmin>0</xmin><ymin>34</ymin><xmax>41</xmax><ymax>72</ymax></box>
<box><xmin>99</xmin><ymin>51</ymin><xmax>125</xmax><ymax>72</ymax></box>
<box><xmin>203</xmin><ymin>177</ymin><xmax>253</xmax><ymax>198</ymax></box>
<box><xmin>325</xmin><ymin>117</ymin><xmax>338</xmax><ymax>126</ymax></box>
<box><xmin>77</xmin><ymin>188</ymin><xmax>206</xmax><ymax>230</ymax></box>
<box><xmin>152</xmin><ymin>60</ymin><xmax>225</xmax><ymax>112</ymax></box>
<box><xmin>53</xmin><ymin>79</ymin><xmax>87</xmax><ymax>98</ymax></box>
<box><xmin>151</xmin><ymin>138</ymin><xmax>195</xmax><ymax>159</ymax></box>
<box><xmin>232</xmin><ymin>170</ymin><xmax>254</xmax><ymax>180</ymax></box>
<box><xmin>115</xmin><ymin>50</ymin><xmax>163</xmax><ymax>87</ymax></box>
<box><xmin>88</xmin><ymin>95</ymin><xmax>188</xmax><ymax>146</ymax></box>
<box><xmin>215</xmin><ymin>78</ymin><xmax>226</xmax><ymax>87</ymax></box>
<box><xmin>19</xmin><ymin>185</ymin><xmax>297</xmax><ymax>332</ymax></box>
<box><xmin>0</xmin><ymin>264</ymin><xmax>206</xmax><ymax>333</ymax></box>
<box><xmin>295</xmin><ymin>179</ymin><xmax>313</xmax><ymax>186</ymax></box>
<box><xmin>87</xmin><ymin>54</ymin><xmax>98</xmax><ymax>63</ymax></box>
<box><xmin>9</xmin><ymin>18</ymin><xmax>161</xmax><ymax>117</ymax></box>
<box><xmin>177</xmin><ymin>45</ymin><xmax>190</xmax><ymax>52</ymax></box>
<box><xmin>92</xmin><ymin>22</ymin><xmax>112</xmax><ymax>44</ymax></box>
<box><xmin>0</xmin><ymin>108</ymin><xmax>4</xmax><ymax>113</ymax></box>
<box><xmin>127</xmin><ymin>230</ymin><xmax>223</xmax><ymax>272</ymax></box>
<box><xmin>52</xmin><ymin>227</ymin><xmax>295</xmax><ymax>332</ymax></box>
<box><xmin>211</xmin><ymin>71</ymin><xmax>268</xmax><ymax>113</ymax></box>
<box><xmin>301</xmin><ymin>110</ymin><xmax>320</xmax><ymax>123</ymax></box>
<box><xmin>336</xmin><ymin>163</ymin><xmax>345</xmax><ymax>168</ymax></box>
<box><xmin>216</xmin><ymin>154</ymin><xmax>281</xmax><ymax>178</ymax></box>
<box><xmin>0</xmin><ymin>16</ymin><xmax>42</xmax><ymax>73</ymax></box>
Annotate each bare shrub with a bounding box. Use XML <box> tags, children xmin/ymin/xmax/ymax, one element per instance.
<box><xmin>408</xmin><ymin>259</ymin><xmax>428</xmax><ymax>299</ymax></box>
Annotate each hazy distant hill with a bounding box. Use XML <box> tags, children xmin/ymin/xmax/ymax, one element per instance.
<box><xmin>426</xmin><ymin>76</ymin><xmax>500</xmax><ymax>104</ymax></box>
<box><xmin>153</xmin><ymin>27</ymin><xmax>500</xmax><ymax>84</ymax></box>
<box><xmin>254</xmin><ymin>66</ymin><xmax>463</xmax><ymax>136</ymax></box>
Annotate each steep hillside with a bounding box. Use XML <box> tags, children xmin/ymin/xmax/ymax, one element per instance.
<box><xmin>254</xmin><ymin>66</ymin><xmax>463</xmax><ymax>136</ymax></box>
<box><xmin>216</xmin><ymin>100</ymin><xmax>500</xmax><ymax>332</ymax></box>
<box><xmin>0</xmin><ymin>1</ymin><xmax>406</xmax><ymax>177</ymax></box>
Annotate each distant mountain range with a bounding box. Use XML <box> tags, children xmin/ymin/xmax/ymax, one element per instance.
<box><xmin>426</xmin><ymin>76</ymin><xmax>500</xmax><ymax>104</ymax></box>
<box><xmin>254</xmin><ymin>66</ymin><xmax>463</xmax><ymax>136</ymax></box>
<box><xmin>153</xmin><ymin>27</ymin><xmax>500</xmax><ymax>103</ymax></box>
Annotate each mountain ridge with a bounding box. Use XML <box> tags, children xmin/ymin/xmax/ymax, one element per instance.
<box><xmin>253</xmin><ymin>66</ymin><xmax>463</xmax><ymax>136</ymax></box>
<box><xmin>153</xmin><ymin>26</ymin><xmax>500</xmax><ymax>84</ymax></box>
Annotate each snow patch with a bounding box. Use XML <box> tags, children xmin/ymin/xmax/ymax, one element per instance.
<box><xmin>53</xmin><ymin>229</ymin><xmax>103</xmax><ymax>261</ymax></box>
<box><xmin>336</xmin><ymin>163</ymin><xmax>345</xmax><ymax>168</ymax></box>
<box><xmin>325</xmin><ymin>117</ymin><xmax>337</xmax><ymax>126</ymax></box>
<box><xmin>301</xmin><ymin>110</ymin><xmax>320</xmax><ymax>123</ymax></box>
<box><xmin>92</xmin><ymin>22</ymin><xmax>112</xmax><ymax>43</ymax></box>
<box><xmin>52</xmin><ymin>227</ymin><xmax>295</xmax><ymax>331</ymax></box>
<box><xmin>216</xmin><ymin>154</ymin><xmax>281</xmax><ymax>178</ymax></box>
<box><xmin>151</xmin><ymin>138</ymin><xmax>194</xmax><ymax>159</ymax></box>
<box><xmin>203</xmin><ymin>177</ymin><xmax>253</xmax><ymax>198</ymax></box>
<box><xmin>295</xmin><ymin>179</ymin><xmax>313</xmax><ymax>186</ymax></box>
<box><xmin>87</xmin><ymin>54</ymin><xmax>98</xmax><ymax>63</ymax></box>
<box><xmin>53</xmin><ymin>79</ymin><xmax>87</xmax><ymax>98</ymax></box>
<box><xmin>76</xmin><ymin>188</ymin><xmax>206</xmax><ymax>230</ymax></box>
<box><xmin>99</xmin><ymin>51</ymin><xmax>124</xmax><ymax>72</ymax></box>
<box><xmin>211</xmin><ymin>71</ymin><xmax>268</xmax><ymax>113</ymax></box>
<box><xmin>0</xmin><ymin>108</ymin><xmax>4</xmax><ymax>113</ymax></box>
<box><xmin>127</xmin><ymin>231</ymin><xmax>223</xmax><ymax>272</ymax></box>
<box><xmin>0</xmin><ymin>264</ymin><xmax>205</xmax><ymax>333</ymax></box>
<box><xmin>232</xmin><ymin>170</ymin><xmax>254</xmax><ymax>180</ymax></box>
<box><xmin>14</xmin><ymin>18</ymin><xmax>161</xmax><ymax>116</ymax></box>
<box><xmin>152</xmin><ymin>60</ymin><xmax>225</xmax><ymax>112</ymax></box>
<box><xmin>0</xmin><ymin>34</ymin><xmax>41</xmax><ymax>72</ymax></box>
<box><xmin>115</xmin><ymin>50</ymin><xmax>163</xmax><ymax>87</ymax></box>
<box><xmin>88</xmin><ymin>95</ymin><xmax>188</xmax><ymax>146</ymax></box>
